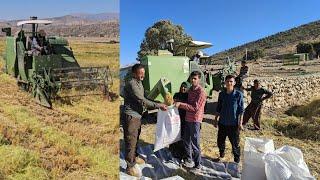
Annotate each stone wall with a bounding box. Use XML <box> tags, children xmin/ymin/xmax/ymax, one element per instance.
<box><xmin>242</xmin><ymin>73</ymin><xmax>320</xmax><ymax>111</ymax></box>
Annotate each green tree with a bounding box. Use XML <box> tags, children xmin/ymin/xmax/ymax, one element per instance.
<box><xmin>296</xmin><ymin>42</ymin><xmax>315</xmax><ymax>59</ymax></box>
<box><xmin>137</xmin><ymin>20</ymin><xmax>194</xmax><ymax>60</ymax></box>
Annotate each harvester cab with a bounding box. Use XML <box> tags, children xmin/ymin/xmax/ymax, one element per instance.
<box><xmin>2</xmin><ymin>16</ymin><xmax>114</xmax><ymax>108</ymax></box>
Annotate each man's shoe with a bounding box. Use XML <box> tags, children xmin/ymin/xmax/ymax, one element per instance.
<box><xmin>220</xmin><ymin>152</ymin><xmax>225</xmax><ymax>158</ymax></box>
<box><xmin>135</xmin><ymin>156</ymin><xmax>145</xmax><ymax>164</ymax></box>
<box><xmin>126</xmin><ymin>165</ymin><xmax>141</xmax><ymax>177</ymax></box>
<box><xmin>182</xmin><ymin>159</ymin><xmax>194</xmax><ymax>168</ymax></box>
<box><xmin>234</xmin><ymin>157</ymin><xmax>240</xmax><ymax>163</ymax></box>
<box><xmin>190</xmin><ymin>165</ymin><xmax>202</xmax><ymax>175</ymax></box>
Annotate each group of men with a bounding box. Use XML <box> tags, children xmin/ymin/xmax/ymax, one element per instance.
<box><xmin>122</xmin><ymin>62</ymin><xmax>273</xmax><ymax>177</ymax></box>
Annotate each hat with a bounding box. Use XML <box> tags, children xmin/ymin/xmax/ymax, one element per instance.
<box><xmin>196</xmin><ymin>51</ymin><xmax>203</xmax><ymax>57</ymax></box>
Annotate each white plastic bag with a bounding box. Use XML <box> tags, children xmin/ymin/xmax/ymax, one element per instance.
<box><xmin>241</xmin><ymin>137</ymin><xmax>275</xmax><ymax>180</ymax></box>
<box><xmin>264</xmin><ymin>153</ymin><xmax>292</xmax><ymax>180</ymax></box>
<box><xmin>154</xmin><ymin>107</ymin><xmax>181</xmax><ymax>152</ymax></box>
<box><xmin>264</xmin><ymin>145</ymin><xmax>315</xmax><ymax>180</ymax></box>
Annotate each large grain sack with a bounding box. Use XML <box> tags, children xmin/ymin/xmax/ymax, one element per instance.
<box><xmin>154</xmin><ymin>107</ymin><xmax>181</xmax><ymax>152</ymax></box>
<box><xmin>264</xmin><ymin>146</ymin><xmax>315</xmax><ymax>180</ymax></box>
<box><xmin>241</xmin><ymin>137</ymin><xmax>274</xmax><ymax>180</ymax></box>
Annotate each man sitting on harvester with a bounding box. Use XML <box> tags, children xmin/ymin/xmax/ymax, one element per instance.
<box><xmin>30</xmin><ymin>29</ymin><xmax>49</xmax><ymax>55</ymax></box>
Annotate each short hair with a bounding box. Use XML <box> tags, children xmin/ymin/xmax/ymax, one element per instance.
<box><xmin>254</xmin><ymin>79</ymin><xmax>260</xmax><ymax>84</ymax></box>
<box><xmin>225</xmin><ymin>74</ymin><xmax>235</xmax><ymax>81</ymax></box>
<box><xmin>131</xmin><ymin>64</ymin><xmax>144</xmax><ymax>74</ymax></box>
<box><xmin>190</xmin><ymin>71</ymin><xmax>201</xmax><ymax>78</ymax></box>
<box><xmin>241</xmin><ymin>60</ymin><xmax>247</xmax><ymax>64</ymax></box>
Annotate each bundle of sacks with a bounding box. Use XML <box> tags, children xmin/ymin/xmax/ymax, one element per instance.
<box><xmin>241</xmin><ymin>137</ymin><xmax>315</xmax><ymax>180</ymax></box>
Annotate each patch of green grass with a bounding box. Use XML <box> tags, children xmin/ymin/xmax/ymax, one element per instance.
<box><xmin>0</xmin><ymin>102</ymin><xmax>118</xmax><ymax>179</ymax></box>
<box><xmin>80</xmin><ymin>147</ymin><xmax>119</xmax><ymax>179</ymax></box>
<box><xmin>0</xmin><ymin>145</ymin><xmax>46</xmax><ymax>178</ymax></box>
<box><xmin>8</xmin><ymin>166</ymin><xmax>49</xmax><ymax>180</ymax></box>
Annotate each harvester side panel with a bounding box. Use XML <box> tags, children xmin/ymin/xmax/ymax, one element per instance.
<box><xmin>5</xmin><ymin>37</ymin><xmax>17</xmax><ymax>76</ymax></box>
<box><xmin>17</xmin><ymin>41</ymin><xmax>29</xmax><ymax>81</ymax></box>
<box><xmin>141</xmin><ymin>55</ymin><xmax>189</xmax><ymax>102</ymax></box>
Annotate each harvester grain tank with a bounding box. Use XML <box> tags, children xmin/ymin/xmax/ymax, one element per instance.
<box><xmin>120</xmin><ymin>40</ymin><xmax>237</xmax><ymax>104</ymax></box>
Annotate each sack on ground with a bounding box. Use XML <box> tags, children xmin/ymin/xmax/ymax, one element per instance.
<box><xmin>264</xmin><ymin>145</ymin><xmax>315</xmax><ymax>180</ymax></box>
<box><xmin>241</xmin><ymin>137</ymin><xmax>275</xmax><ymax>180</ymax></box>
<box><xmin>154</xmin><ymin>107</ymin><xmax>181</xmax><ymax>152</ymax></box>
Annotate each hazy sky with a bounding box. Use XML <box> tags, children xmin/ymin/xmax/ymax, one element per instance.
<box><xmin>0</xmin><ymin>0</ymin><xmax>119</xmax><ymax>20</ymax></box>
<box><xmin>121</xmin><ymin>0</ymin><xmax>320</xmax><ymax>66</ymax></box>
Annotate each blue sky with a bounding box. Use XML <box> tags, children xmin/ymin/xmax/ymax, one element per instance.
<box><xmin>121</xmin><ymin>0</ymin><xmax>320</xmax><ymax>66</ymax></box>
<box><xmin>0</xmin><ymin>0</ymin><xmax>119</xmax><ymax>20</ymax></box>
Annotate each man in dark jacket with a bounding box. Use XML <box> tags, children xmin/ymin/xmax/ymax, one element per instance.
<box><xmin>243</xmin><ymin>79</ymin><xmax>273</xmax><ymax>130</ymax></box>
<box><xmin>123</xmin><ymin>64</ymin><xmax>167</xmax><ymax>177</ymax></box>
<box><xmin>214</xmin><ymin>75</ymin><xmax>244</xmax><ymax>163</ymax></box>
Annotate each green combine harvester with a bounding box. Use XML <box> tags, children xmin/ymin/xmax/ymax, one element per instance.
<box><xmin>2</xmin><ymin>17</ymin><xmax>113</xmax><ymax>108</ymax></box>
<box><xmin>120</xmin><ymin>40</ymin><xmax>236</xmax><ymax>105</ymax></box>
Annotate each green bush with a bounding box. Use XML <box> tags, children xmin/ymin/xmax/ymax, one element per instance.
<box><xmin>296</xmin><ymin>42</ymin><xmax>315</xmax><ymax>59</ymax></box>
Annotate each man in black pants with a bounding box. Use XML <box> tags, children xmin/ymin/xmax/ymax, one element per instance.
<box><xmin>214</xmin><ymin>75</ymin><xmax>244</xmax><ymax>163</ymax></box>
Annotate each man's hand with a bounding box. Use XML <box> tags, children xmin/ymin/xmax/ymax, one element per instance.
<box><xmin>238</xmin><ymin>120</ymin><xmax>244</xmax><ymax>131</ymax></box>
<box><xmin>159</xmin><ymin>103</ymin><xmax>167</xmax><ymax>111</ymax></box>
<box><xmin>213</xmin><ymin>119</ymin><xmax>218</xmax><ymax>128</ymax></box>
<box><xmin>174</xmin><ymin>102</ymin><xmax>181</xmax><ymax>108</ymax></box>
<box><xmin>213</xmin><ymin>116</ymin><xmax>219</xmax><ymax>128</ymax></box>
<box><xmin>238</xmin><ymin>124</ymin><xmax>244</xmax><ymax>131</ymax></box>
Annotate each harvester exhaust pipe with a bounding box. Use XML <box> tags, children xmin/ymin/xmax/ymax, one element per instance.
<box><xmin>166</xmin><ymin>39</ymin><xmax>174</xmax><ymax>54</ymax></box>
<box><xmin>30</xmin><ymin>16</ymin><xmax>37</xmax><ymax>37</ymax></box>
<box><xmin>1</xmin><ymin>27</ymin><xmax>11</xmax><ymax>36</ymax></box>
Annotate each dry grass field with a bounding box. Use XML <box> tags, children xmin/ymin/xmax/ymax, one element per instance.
<box><xmin>0</xmin><ymin>38</ymin><xmax>120</xmax><ymax>179</ymax></box>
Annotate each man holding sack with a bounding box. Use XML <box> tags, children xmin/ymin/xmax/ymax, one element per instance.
<box><xmin>123</xmin><ymin>64</ymin><xmax>167</xmax><ymax>177</ymax></box>
<box><xmin>175</xmin><ymin>71</ymin><xmax>207</xmax><ymax>174</ymax></box>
